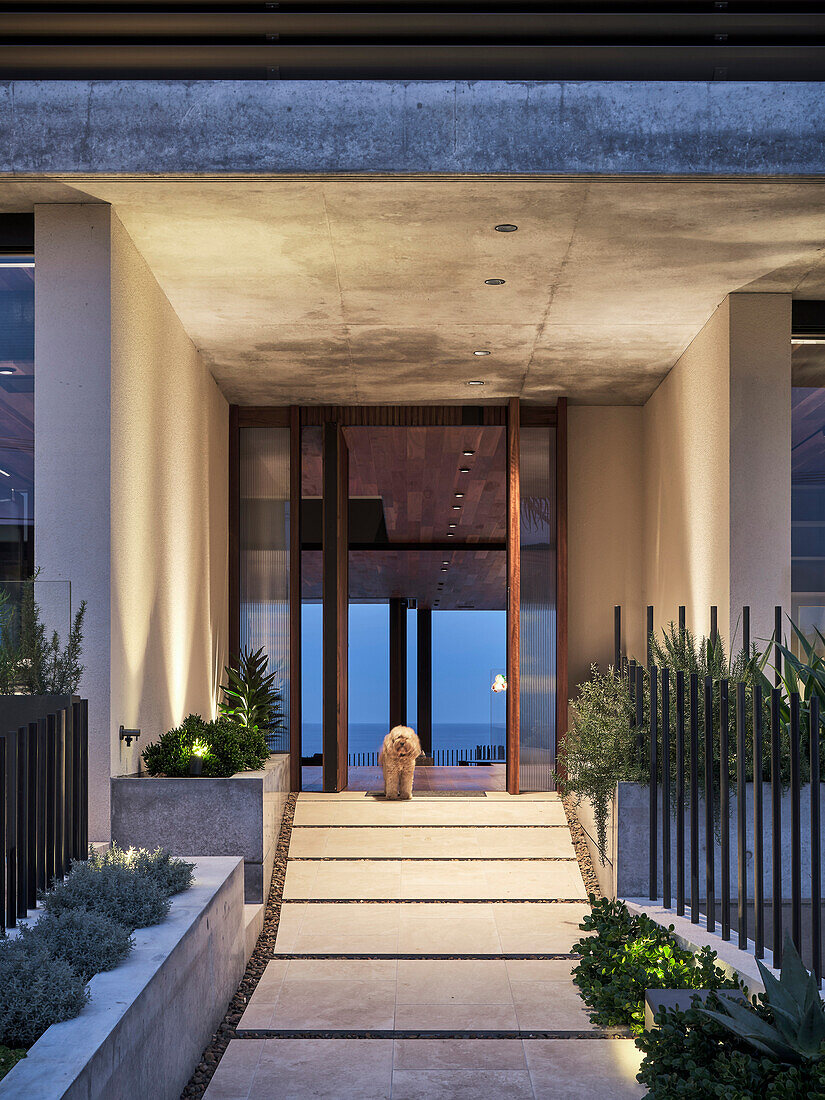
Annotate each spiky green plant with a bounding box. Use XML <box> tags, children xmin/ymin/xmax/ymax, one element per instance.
<box><xmin>701</xmin><ymin>935</ymin><xmax>825</xmax><ymax>1064</ymax></box>
<box><xmin>219</xmin><ymin>647</ymin><xmax>284</xmax><ymax>736</ymax></box>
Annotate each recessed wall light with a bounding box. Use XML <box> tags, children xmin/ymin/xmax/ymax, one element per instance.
<box><xmin>473</xmin><ymin>350</ymin><xmax>491</xmax><ymax>357</ymax></box>
<box><xmin>484</xmin><ymin>278</ymin><xmax>505</xmax><ymax>285</ymax></box>
<box><xmin>468</xmin><ymin>380</ymin><xmax>485</xmax><ymax>386</ymax></box>
<box><xmin>495</xmin><ymin>224</ymin><xmax>518</xmax><ymax>233</ymax></box>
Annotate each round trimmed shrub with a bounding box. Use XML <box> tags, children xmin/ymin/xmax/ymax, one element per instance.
<box><xmin>42</xmin><ymin>861</ymin><xmax>170</xmax><ymax>929</ymax></box>
<box><xmin>0</xmin><ymin>940</ymin><xmax>88</xmax><ymax>1047</ymax></box>
<box><xmin>19</xmin><ymin>908</ymin><xmax>133</xmax><ymax>983</ymax></box>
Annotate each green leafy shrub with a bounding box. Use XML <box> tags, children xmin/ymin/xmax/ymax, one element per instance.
<box><xmin>42</xmin><ymin>860</ymin><xmax>171</xmax><ymax>929</ymax></box>
<box><xmin>17</xmin><ymin>908</ymin><xmax>133</xmax><ymax>983</ymax></box>
<box><xmin>572</xmin><ymin>897</ymin><xmax>739</xmax><ymax>1033</ymax></box>
<box><xmin>553</xmin><ymin>666</ymin><xmax>642</xmax><ymax>860</ymax></box>
<box><xmin>219</xmin><ymin>646</ymin><xmax>285</xmax><ymax>740</ymax></box>
<box><xmin>0</xmin><ymin>940</ymin><xmax>88</xmax><ymax>1046</ymax></box>
<box><xmin>88</xmin><ymin>844</ymin><xmax>194</xmax><ymax>897</ymax></box>
<box><xmin>637</xmin><ymin>997</ymin><xmax>825</xmax><ymax>1099</ymax></box>
<box><xmin>0</xmin><ymin>1045</ymin><xmax>25</xmax><ymax>1082</ymax></box>
<box><xmin>142</xmin><ymin>713</ymin><xmax>269</xmax><ymax>778</ymax></box>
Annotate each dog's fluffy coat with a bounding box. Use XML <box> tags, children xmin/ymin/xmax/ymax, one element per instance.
<box><xmin>380</xmin><ymin>725</ymin><xmax>421</xmax><ymax>800</ymax></box>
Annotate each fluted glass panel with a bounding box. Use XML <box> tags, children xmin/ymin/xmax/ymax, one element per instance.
<box><xmin>519</xmin><ymin>426</ymin><xmax>556</xmax><ymax>791</ymax></box>
<box><xmin>239</xmin><ymin>426</ymin><xmax>290</xmax><ymax>752</ymax></box>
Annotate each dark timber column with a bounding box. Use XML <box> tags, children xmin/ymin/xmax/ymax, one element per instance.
<box><xmin>389</xmin><ymin>598</ymin><xmax>407</xmax><ymax>729</ymax></box>
<box><xmin>322</xmin><ymin>421</ymin><xmax>349</xmax><ymax>792</ymax></box>
<box><xmin>288</xmin><ymin>406</ymin><xmax>302</xmax><ymax>792</ymax></box>
<box><xmin>417</xmin><ymin>608</ymin><xmax>433</xmax><ymax>756</ymax></box>
<box><xmin>555</xmin><ymin>396</ymin><xmax>569</xmax><ymax>769</ymax></box>
<box><xmin>506</xmin><ymin>396</ymin><xmax>521</xmax><ymax>795</ymax></box>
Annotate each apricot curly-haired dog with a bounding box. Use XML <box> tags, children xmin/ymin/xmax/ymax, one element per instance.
<box><xmin>380</xmin><ymin>725</ymin><xmax>422</xmax><ymax>800</ymax></box>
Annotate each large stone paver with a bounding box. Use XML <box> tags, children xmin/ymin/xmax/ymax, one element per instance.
<box><xmin>203</xmin><ymin>1038</ymin><xmax>645</xmax><ymax>1099</ymax></box>
<box><xmin>205</xmin><ymin>792</ymin><xmax>643</xmax><ymax>1100</ymax></box>
<box><xmin>273</xmin><ymin>901</ymin><xmax>591</xmax><ymax>955</ymax></box>
<box><xmin>282</xmin><ymin>858</ymin><xmax>587</xmax><ymax>900</ymax></box>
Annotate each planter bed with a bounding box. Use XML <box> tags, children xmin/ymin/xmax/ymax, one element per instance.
<box><xmin>579</xmin><ymin>780</ymin><xmax>825</xmax><ymax>901</ymax></box>
<box><xmin>0</xmin><ymin>856</ymin><xmax>247</xmax><ymax>1100</ymax></box>
<box><xmin>111</xmin><ymin>753</ymin><xmax>289</xmax><ymax>902</ymax></box>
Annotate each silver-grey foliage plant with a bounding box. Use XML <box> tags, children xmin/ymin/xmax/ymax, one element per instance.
<box><xmin>89</xmin><ymin>844</ymin><xmax>195</xmax><ymax>897</ymax></box>
<box><xmin>17</xmin><ymin>908</ymin><xmax>133</xmax><ymax>983</ymax></box>
<box><xmin>0</xmin><ymin>940</ymin><xmax>88</xmax><ymax>1046</ymax></box>
<box><xmin>42</xmin><ymin>860</ymin><xmax>171</xmax><ymax>929</ymax></box>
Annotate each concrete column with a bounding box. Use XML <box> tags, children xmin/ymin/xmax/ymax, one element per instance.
<box><xmin>35</xmin><ymin>204</ymin><xmax>113</xmax><ymax>841</ymax></box>
<box><xmin>643</xmin><ymin>292</ymin><xmax>791</xmax><ymax>654</ymax></box>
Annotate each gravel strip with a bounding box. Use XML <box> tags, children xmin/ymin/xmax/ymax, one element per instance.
<box><xmin>561</xmin><ymin>795</ymin><xmax>601</xmax><ymax>901</ymax></box>
<box><xmin>179</xmin><ymin>792</ymin><xmax>297</xmax><ymax>1100</ymax></box>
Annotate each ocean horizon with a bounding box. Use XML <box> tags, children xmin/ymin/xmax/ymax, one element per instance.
<box><xmin>301</xmin><ymin>722</ymin><xmax>505</xmax><ymax>757</ymax></box>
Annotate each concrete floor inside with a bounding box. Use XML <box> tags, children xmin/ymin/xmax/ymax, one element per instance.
<box><xmin>203</xmin><ymin>791</ymin><xmax>644</xmax><ymax>1099</ymax></box>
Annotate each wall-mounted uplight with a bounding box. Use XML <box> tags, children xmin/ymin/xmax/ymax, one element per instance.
<box><xmin>119</xmin><ymin>725</ymin><xmax>141</xmax><ymax>747</ymax></box>
<box><xmin>484</xmin><ymin>278</ymin><xmax>505</xmax><ymax>285</ymax></box>
<box><xmin>495</xmin><ymin>224</ymin><xmax>518</xmax><ymax>233</ymax></box>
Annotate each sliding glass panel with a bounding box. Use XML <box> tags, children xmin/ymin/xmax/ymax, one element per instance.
<box><xmin>239</xmin><ymin>425</ymin><xmax>290</xmax><ymax>752</ymax></box>
<box><xmin>519</xmin><ymin>425</ymin><xmax>557</xmax><ymax>791</ymax></box>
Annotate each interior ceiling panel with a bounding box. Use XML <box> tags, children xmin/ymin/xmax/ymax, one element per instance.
<box><xmin>7</xmin><ymin>177</ymin><xmax>825</xmax><ymax>404</ymax></box>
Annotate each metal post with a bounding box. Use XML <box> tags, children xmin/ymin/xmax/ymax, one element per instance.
<box><xmin>649</xmin><ymin>666</ymin><xmax>658</xmax><ymax>901</ymax></box>
<box><xmin>770</xmin><ymin>687</ymin><xmax>783</xmax><ymax>968</ymax></box>
<box><xmin>662</xmin><ymin>668</ymin><xmax>671</xmax><ymax>910</ymax></box>
<box><xmin>3</xmin><ymin>731</ymin><xmax>17</xmax><ymax>928</ymax></box>
<box><xmin>689</xmin><ymin>673</ymin><xmax>699</xmax><ymax>923</ymax></box>
<box><xmin>15</xmin><ymin>725</ymin><xmax>27</xmax><ymax>919</ymax></box>
<box><xmin>614</xmin><ymin>605</ymin><xmax>622</xmax><ymax>671</ymax></box>
<box><xmin>736</xmin><ymin>681</ymin><xmax>748</xmax><ymax>950</ymax></box>
<box><xmin>678</xmin><ymin>606</ymin><xmax>686</xmax><ymax>635</ymax></box>
<box><xmin>810</xmin><ymin>694</ymin><xmax>821</xmax><ymax>986</ymax></box>
<box><xmin>646</xmin><ymin>605</ymin><xmax>654</xmax><ymax>669</ymax></box>
<box><xmin>676</xmin><ymin>670</ymin><xmax>685</xmax><ymax>916</ymax></box>
<box><xmin>720</xmin><ymin>679</ymin><xmax>730</xmax><ymax>940</ymax></box>
<box><xmin>26</xmin><ymin>721</ymin><xmax>37</xmax><ymax>909</ymax></box>
<box><xmin>753</xmin><ymin>684</ymin><xmax>764</xmax><ymax>959</ymax></box>
<box><xmin>704</xmin><ymin>676</ymin><xmax>715</xmax><ymax>934</ymax></box>
<box><xmin>743</xmin><ymin>605</ymin><xmax>751</xmax><ymax>655</ymax></box>
<box><xmin>775</xmin><ymin>605</ymin><xmax>783</xmax><ymax>689</ymax></box>
<box><xmin>790</xmin><ymin>692</ymin><xmax>802</xmax><ymax>952</ymax></box>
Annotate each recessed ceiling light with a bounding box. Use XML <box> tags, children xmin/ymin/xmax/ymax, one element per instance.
<box><xmin>452</xmin><ymin>504</ymin><xmax>461</xmax><ymax>510</ymax></box>
<box><xmin>473</xmin><ymin>350</ymin><xmax>491</xmax><ymax>357</ymax></box>
<box><xmin>441</xmin><ymin>567</ymin><xmax>448</xmax><ymax>572</ymax></box>
<box><xmin>463</xmin><ymin>450</ymin><xmax>475</xmax><ymax>457</ymax></box>
<box><xmin>484</xmin><ymin>278</ymin><xmax>505</xmax><ymax>285</ymax></box>
<box><xmin>447</xmin><ymin>532</ymin><xmax>455</xmax><ymax>537</ymax></box>
<box><xmin>792</xmin><ymin>338</ymin><xmax>825</xmax><ymax>345</ymax></box>
<box><xmin>449</xmin><ymin>523</ymin><xmax>457</xmax><ymax>528</ymax></box>
<box><xmin>495</xmin><ymin>224</ymin><xmax>518</xmax><ymax>233</ymax></box>
<box><xmin>459</xmin><ymin>467</ymin><xmax>470</xmax><ymax>474</ymax></box>
<box><xmin>442</xmin><ymin>560</ymin><xmax>449</xmax><ymax>565</ymax></box>
<box><xmin>468</xmin><ymin>380</ymin><xmax>485</xmax><ymax>386</ymax></box>
<box><xmin>0</xmin><ymin>468</ymin><xmax>10</xmax><ymax>477</ymax></box>
<box><xmin>0</xmin><ymin>261</ymin><xmax>34</xmax><ymax>269</ymax></box>
<box><xmin>0</xmin><ymin>369</ymin><xmax>14</xmax><ymax>376</ymax></box>
<box><xmin>455</xmin><ymin>493</ymin><xmax>464</xmax><ymax>499</ymax></box>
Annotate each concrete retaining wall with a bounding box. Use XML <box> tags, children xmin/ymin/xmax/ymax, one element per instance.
<box><xmin>0</xmin><ymin>856</ymin><xmax>247</xmax><ymax>1100</ymax></box>
<box><xmin>110</xmin><ymin>752</ymin><xmax>289</xmax><ymax>902</ymax></box>
<box><xmin>579</xmin><ymin>780</ymin><xmax>825</xmax><ymax>901</ymax></box>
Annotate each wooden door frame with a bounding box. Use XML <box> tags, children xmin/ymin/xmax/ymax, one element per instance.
<box><xmin>322</xmin><ymin>420</ymin><xmax>349</xmax><ymax>792</ymax></box>
<box><xmin>229</xmin><ymin>401</ymin><xmax>568</xmax><ymax>795</ymax></box>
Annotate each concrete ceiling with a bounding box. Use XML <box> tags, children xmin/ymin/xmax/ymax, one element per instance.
<box><xmin>7</xmin><ymin>177</ymin><xmax>825</xmax><ymax>405</ymax></box>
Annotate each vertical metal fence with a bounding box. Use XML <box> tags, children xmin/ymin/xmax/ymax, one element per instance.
<box><xmin>614</xmin><ymin>604</ymin><xmax>823</xmax><ymax>985</ymax></box>
<box><xmin>1</xmin><ymin>698</ymin><xmax>88</xmax><ymax>930</ymax></box>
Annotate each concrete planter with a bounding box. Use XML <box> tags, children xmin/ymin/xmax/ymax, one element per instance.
<box><xmin>579</xmin><ymin>780</ymin><xmax>825</xmax><ymax>901</ymax></box>
<box><xmin>110</xmin><ymin>752</ymin><xmax>289</xmax><ymax>902</ymax></box>
<box><xmin>0</xmin><ymin>857</ymin><xmax>247</xmax><ymax>1100</ymax></box>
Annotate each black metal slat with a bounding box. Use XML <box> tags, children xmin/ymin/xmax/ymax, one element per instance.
<box><xmin>775</xmin><ymin>605</ymin><xmax>783</xmax><ymax>689</ymax></box>
<box><xmin>676</xmin><ymin>670</ymin><xmax>685</xmax><ymax>917</ymax></box>
<box><xmin>743</xmin><ymin>605</ymin><xmax>751</xmax><ymax>654</ymax></box>
<box><xmin>15</xmin><ymin>725</ymin><xmax>27</xmax><ymax>920</ymax></box>
<box><xmin>646</xmin><ymin>605</ymin><xmax>653</xmax><ymax>670</ymax></box>
<box><xmin>689</xmin><ymin>672</ymin><xmax>699</xmax><ymax>923</ymax></box>
<box><xmin>720</xmin><ymin>679</ymin><xmax>730</xmax><ymax>941</ymax></box>
<box><xmin>636</xmin><ymin>663</ymin><xmax>644</xmax><ymax>760</ymax></box>
<box><xmin>736</xmin><ymin>681</ymin><xmax>747</xmax><ymax>950</ymax></box>
<box><xmin>55</xmin><ymin>711</ymin><xmax>65</xmax><ymax>881</ymax></box>
<box><xmin>810</xmin><ymin>694</ymin><xmax>821</xmax><ymax>986</ymax></box>
<box><xmin>63</xmin><ymin>705</ymin><xmax>73</xmax><ymax>873</ymax></box>
<box><xmin>770</xmin><ymin>687</ymin><xmax>783</xmax><ymax>968</ymax></box>
<box><xmin>80</xmin><ymin>700</ymin><xmax>89</xmax><ymax>859</ymax></box>
<box><xmin>649</xmin><ymin>664</ymin><xmax>658</xmax><ymax>902</ymax></box>
<box><xmin>790</xmin><ymin>692</ymin><xmax>802</xmax><ymax>952</ymax></box>
<box><xmin>3</xmin><ymin>731</ymin><xmax>16</xmax><ymax>929</ymax></box>
<box><xmin>46</xmin><ymin>713</ymin><xmax>56</xmax><ymax>888</ymax></box>
<box><xmin>753</xmin><ymin>683</ymin><xmax>764</xmax><ymax>959</ymax></box>
<box><xmin>662</xmin><ymin>667</ymin><xmax>671</xmax><ymax>910</ymax></box>
<box><xmin>704</xmin><ymin>675</ymin><xmax>715</xmax><ymax>934</ymax></box>
<box><xmin>0</xmin><ymin>736</ymin><xmax>5</xmax><ymax>929</ymax></box>
<box><xmin>26</xmin><ymin>721</ymin><xmax>37</xmax><ymax>910</ymax></box>
<box><xmin>35</xmin><ymin>717</ymin><xmax>47</xmax><ymax>893</ymax></box>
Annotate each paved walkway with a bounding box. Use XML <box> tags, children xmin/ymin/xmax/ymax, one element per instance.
<box><xmin>204</xmin><ymin>792</ymin><xmax>644</xmax><ymax>1099</ymax></box>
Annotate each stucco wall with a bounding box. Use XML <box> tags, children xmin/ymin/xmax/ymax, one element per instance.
<box><xmin>35</xmin><ymin>204</ymin><xmax>229</xmax><ymax>838</ymax></box>
<box><xmin>642</xmin><ymin>293</ymin><xmax>791</xmax><ymax>652</ymax></box>
<box><xmin>568</xmin><ymin>407</ymin><xmax>644</xmax><ymax>694</ymax></box>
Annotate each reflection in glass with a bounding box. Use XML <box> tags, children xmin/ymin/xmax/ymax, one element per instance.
<box><xmin>792</xmin><ymin>389</ymin><xmax>825</xmax><ymax>650</ymax></box>
<box><xmin>239</xmin><ymin>426</ymin><xmax>290</xmax><ymax>751</ymax></box>
<box><xmin>0</xmin><ymin>259</ymin><xmax>34</xmax><ymax>586</ymax></box>
<box><xmin>519</xmin><ymin>426</ymin><xmax>557</xmax><ymax>791</ymax></box>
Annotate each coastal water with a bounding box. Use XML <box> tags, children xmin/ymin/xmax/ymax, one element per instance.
<box><xmin>301</xmin><ymin>722</ymin><xmax>505</xmax><ymax>758</ymax></box>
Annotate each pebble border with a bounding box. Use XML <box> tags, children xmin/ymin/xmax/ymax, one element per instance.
<box><xmin>562</xmin><ymin>795</ymin><xmax>601</xmax><ymax>901</ymax></box>
<box><xmin>179</xmin><ymin>792</ymin><xmax>298</xmax><ymax>1100</ymax></box>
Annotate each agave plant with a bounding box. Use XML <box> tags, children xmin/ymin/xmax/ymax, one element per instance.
<box><xmin>701</xmin><ymin>935</ymin><xmax>825</xmax><ymax>1064</ymax></box>
<box><xmin>219</xmin><ymin>647</ymin><xmax>284</xmax><ymax>734</ymax></box>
